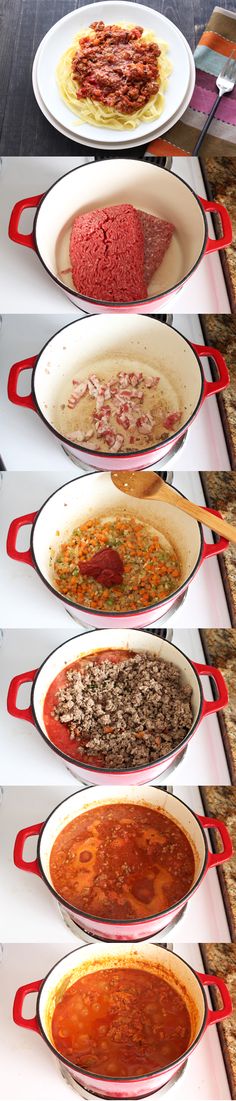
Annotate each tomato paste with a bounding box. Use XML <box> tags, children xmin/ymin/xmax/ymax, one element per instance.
<box><xmin>79</xmin><ymin>546</ymin><xmax>124</xmax><ymax>586</ymax></box>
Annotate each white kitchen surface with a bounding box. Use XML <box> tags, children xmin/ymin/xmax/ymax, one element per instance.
<box><xmin>0</xmin><ymin>471</ymin><xmax>231</xmax><ymax>628</ymax></box>
<box><xmin>0</xmin><ymin>942</ymin><xmax>231</xmax><ymax>1100</ymax></box>
<box><xmin>0</xmin><ymin>628</ymin><xmax>230</xmax><ymax>786</ymax></box>
<box><xmin>0</xmin><ymin>313</ymin><xmax>230</xmax><ymax>472</ymax></box>
<box><xmin>0</xmin><ymin>785</ymin><xmax>230</xmax><ymax>944</ymax></box>
<box><xmin>0</xmin><ymin>157</ymin><xmax>230</xmax><ymax>314</ymax></box>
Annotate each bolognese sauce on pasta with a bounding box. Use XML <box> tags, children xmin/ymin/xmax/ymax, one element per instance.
<box><xmin>56</xmin><ymin>21</ymin><xmax>172</xmax><ymax>129</ymax></box>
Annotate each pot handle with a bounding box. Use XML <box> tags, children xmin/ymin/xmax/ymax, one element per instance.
<box><xmin>8</xmin><ymin>194</ymin><xmax>44</xmax><ymax>250</ymax></box>
<box><xmin>201</xmin><ymin>508</ymin><xmax>229</xmax><ymax>558</ymax></box>
<box><xmin>199</xmin><ymin>196</ymin><xmax>232</xmax><ymax>253</ymax></box>
<box><xmin>192</xmin><ymin>662</ymin><xmax>228</xmax><ymax>716</ymax></box>
<box><xmin>6</xmin><ymin>513</ymin><xmax>37</xmax><ymax>565</ymax></box>
<box><xmin>14</xmin><ymin>823</ymin><xmax>43</xmax><ymax>877</ymax></box>
<box><xmin>191</xmin><ymin>344</ymin><xmax>230</xmax><ymax>396</ymax></box>
<box><xmin>196</xmin><ymin>973</ymin><xmax>232</xmax><ymax>1025</ymax></box>
<box><xmin>8</xmin><ymin>357</ymin><xmax>37</xmax><ymax>410</ymax></box>
<box><xmin>197</xmin><ymin>815</ymin><xmax>233</xmax><ymax>867</ymax></box>
<box><xmin>7</xmin><ymin>669</ymin><xmax>38</xmax><ymax>723</ymax></box>
<box><xmin>13</xmin><ymin>981</ymin><xmax>42</xmax><ymax>1032</ymax></box>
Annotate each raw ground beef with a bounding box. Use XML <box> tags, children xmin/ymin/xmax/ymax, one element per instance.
<box><xmin>139</xmin><ymin>211</ymin><xmax>174</xmax><ymax>285</ymax></box>
<box><xmin>54</xmin><ymin>653</ymin><xmax>193</xmax><ymax>769</ymax></box>
<box><xmin>69</xmin><ymin>204</ymin><xmax>146</xmax><ymax>302</ymax></box>
<box><xmin>69</xmin><ymin>203</ymin><xmax>174</xmax><ymax>303</ymax></box>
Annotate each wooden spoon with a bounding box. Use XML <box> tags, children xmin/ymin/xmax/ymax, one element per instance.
<box><xmin>111</xmin><ymin>471</ymin><xmax>236</xmax><ymax>544</ymax></box>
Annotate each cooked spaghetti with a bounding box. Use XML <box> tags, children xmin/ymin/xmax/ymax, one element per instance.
<box><xmin>56</xmin><ymin>21</ymin><xmax>172</xmax><ymax>130</ymax></box>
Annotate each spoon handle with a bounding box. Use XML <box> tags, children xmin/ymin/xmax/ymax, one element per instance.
<box><xmin>168</xmin><ymin>492</ymin><xmax>236</xmax><ymax>544</ymax></box>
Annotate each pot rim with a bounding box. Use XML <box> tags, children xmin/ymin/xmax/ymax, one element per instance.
<box><xmin>29</xmin><ymin>473</ymin><xmax>204</xmax><ymax>618</ymax></box>
<box><xmin>36</xmin><ymin>787</ymin><xmax>208</xmax><ymax>924</ymax></box>
<box><xmin>32</xmin><ymin>162</ymin><xmax>208</xmax><ymax>309</ymax></box>
<box><xmin>31</xmin><ymin>630</ymin><xmax>204</xmax><ymax>773</ymax></box>
<box><xmin>31</xmin><ymin>316</ymin><xmax>205</xmax><ymax>458</ymax></box>
<box><xmin>36</xmin><ymin>943</ymin><xmax>208</xmax><ymax>1082</ymax></box>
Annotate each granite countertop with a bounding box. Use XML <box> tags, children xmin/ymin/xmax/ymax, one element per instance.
<box><xmin>200</xmin><ymin>786</ymin><xmax>236</xmax><ymax>941</ymax></box>
<box><xmin>200</xmin><ymin>943</ymin><xmax>236</xmax><ymax>1100</ymax></box>
<box><xmin>203</xmin><ymin>158</ymin><xmax>236</xmax><ymax>314</ymax></box>
<box><xmin>201</xmin><ymin>629</ymin><xmax>236</xmax><ymax>783</ymax></box>
<box><xmin>201</xmin><ymin>473</ymin><xmax>236</xmax><ymax>625</ymax></box>
<box><xmin>201</xmin><ymin>316</ymin><xmax>236</xmax><ymax>470</ymax></box>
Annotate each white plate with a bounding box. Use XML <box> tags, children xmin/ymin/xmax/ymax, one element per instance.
<box><xmin>33</xmin><ymin>31</ymin><xmax>195</xmax><ymax>151</ymax></box>
<box><xmin>35</xmin><ymin>1</ymin><xmax>192</xmax><ymax>146</ymax></box>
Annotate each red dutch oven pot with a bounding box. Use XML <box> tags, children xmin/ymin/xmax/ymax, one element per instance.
<box><xmin>8</xmin><ymin>161</ymin><xmax>232</xmax><ymax>314</ymax></box>
<box><xmin>13</xmin><ymin>787</ymin><xmax>233</xmax><ymax>942</ymax></box>
<box><xmin>13</xmin><ymin>943</ymin><xmax>232</xmax><ymax>1098</ymax></box>
<box><xmin>6</xmin><ymin>474</ymin><xmax>229</xmax><ymax>630</ymax></box>
<box><xmin>7</xmin><ymin>629</ymin><xmax>228</xmax><ymax>784</ymax></box>
<box><xmin>7</xmin><ymin>315</ymin><xmax>230</xmax><ymax>471</ymax></box>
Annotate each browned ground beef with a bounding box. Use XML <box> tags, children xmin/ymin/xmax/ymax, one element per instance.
<box><xmin>54</xmin><ymin>654</ymin><xmax>193</xmax><ymax>768</ymax></box>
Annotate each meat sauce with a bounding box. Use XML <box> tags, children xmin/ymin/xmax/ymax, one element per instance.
<box><xmin>43</xmin><ymin>649</ymin><xmax>132</xmax><ymax>763</ymax></box>
<box><xmin>72</xmin><ymin>22</ymin><xmax>161</xmax><ymax>114</ymax></box>
<box><xmin>49</xmin><ymin>802</ymin><xmax>195</xmax><ymax>918</ymax></box>
<box><xmin>51</xmin><ymin>966</ymin><xmax>192</xmax><ymax>1075</ymax></box>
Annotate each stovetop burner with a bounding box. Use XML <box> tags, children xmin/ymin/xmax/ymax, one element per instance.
<box><xmin>62</xmin><ymin>434</ymin><xmax>187</xmax><ymax>471</ymax></box>
<box><xmin>60</xmin><ymin>1061</ymin><xmax>187</xmax><ymax>1098</ymax></box>
<box><xmin>145</xmin><ymin>628</ymin><xmax>173</xmax><ymax>641</ymax></box>
<box><xmin>150</xmin><ymin>587</ymin><xmax>188</xmax><ymax>626</ymax></box>
<box><xmin>57</xmin><ymin>902</ymin><xmax>187</xmax><ymax>945</ymax></box>
<box><xmin>66</xmin><ymin>551</ymin><xmax>188</xmax><ymax>629</ymax></box>
<box><xmin>66</xmin><ymin>740</ymin><xmax>187</xmax><ymax>787</ymax></box>
<box><xmin>148</xmin><ymin>744</ymin><xmax>188</xmax><ymax>782</ymax></box>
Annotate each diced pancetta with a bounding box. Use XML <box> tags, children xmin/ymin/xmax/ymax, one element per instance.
<box><xmin>145</xmin><ymin>376</ymin><xmax>160</xmax><ymax>388</ymax></box>
<box><xmin>67</xmin><ymin>380</ymin><xmax>88</xmax><ymax>407</ymax></box>
<box><xmin>96</xmin><ymin>416</ymin><xmax>111</xmax><ymax>436</ymax></box>
<box><xmin>129</xmin><ymin>372</ymin><xmax>143</xmax><ymax>387</ymax></box>
<box><xmin>112</xmin><ymin>433</ymin><xmax>124</xmax><ymax>452</ymax></box>
<box><xmin>101</xmin><ymin>429</ymin><xmax>124</xmax><ymax>452</ymax></box>
<box><xmin>117</xmin><ymin>388</ymin><xmax>138</xmax><ymax>401</ymax></box>
<box><xmin>118</xmin><ymin>371</ymin><xmax>131</xmax><ymax>387</ymax></box>
<box><xmin>67</xmin><ymin>395</ymin><xmax>79</xmax><ymax>409</ymax></box>
<box><xmin>69</xmin><ymin>428</ymin><xmax>94</xmax><ymax>443</ymax></box>
<box><xmin>136</xmin><ymin>412</ymin><xmax>154</xmax><ymax>433</ymax></box>
<box><xmin>163</xmin><ymin>412</ymin><xmax>181</xmax><ymax>430</ymax></box>
<box><xmin>95</xmin><ymin>391</ymin><xmax>112</xmax><ymax>413</ymax></box>
<box><xmin>94</xmin><ymin>404</ymin><xmax>111</xmax><ymax>422</ymax></box>
<box><xmin>117</xmin><ymin>403</ymin><xmax>138</xmax><ymax>427</ymax></box>
<box><xmin>117</xmin><ymin>412</ymin><xmax>131</xmax><ymax>430</ymax></box>
<box><xmin>89</xmin><ymin>374</ymin><xmax>101</xmax><ymax>391</ymax></box>
<box><xmin>102</xmin><ymin>429</ymin><xmax>116</xmax><ymax>449</ymax></box>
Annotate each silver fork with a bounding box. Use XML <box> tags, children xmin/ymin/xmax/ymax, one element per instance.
<box><xmin>192</xmin><ymin>49</ymin><xmax>236</xmax><ymax>156</ymax></box>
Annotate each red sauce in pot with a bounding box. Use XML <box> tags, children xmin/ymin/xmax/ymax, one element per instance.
<box><xmin>43</xmin><ymin>649</ymin><xmax>133</xmax><ymax>763</ymax></box>
<box><xmin>51</xmin><ymin>966</ymin><xmax>192</xmax><ymax>1075</ymax></box>
<box><xmin>49</xmin><ymin>802</ymin><xmax>195</xmax><ymax>919</ymax></box>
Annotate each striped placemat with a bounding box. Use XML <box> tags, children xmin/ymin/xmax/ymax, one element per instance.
<box><xmin>148</xmin><ymin>7</ymin><xmax>236</xmax><ymax>157</ymax></box>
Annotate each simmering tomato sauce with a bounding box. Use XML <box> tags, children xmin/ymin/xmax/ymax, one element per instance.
<box><xmin>43</xmin><ymin>649</ymin><xmax>134</xmax><ymax>763</ymax></box>
<box><xmin>51</xmin><ymin>966</ymin><xmax>192</xmax><ymax>1075</ymax></box>
<box><xmin>49</xmin><ymin>803</ymin><xmax>195</xmax><ymax>918</ymax></box>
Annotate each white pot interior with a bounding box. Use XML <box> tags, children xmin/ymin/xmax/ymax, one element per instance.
<box><xmin>39</xmin><ymin>942</ymin><xmax>205</xmax><ymax>1064</ymax></box>
<box><xmin>39</xmin><ymin>785</ymin><xmax>206</xmax><ymax>912</ymax></box>
<box><xmin>33</xmin><ymin>629</ymin><xmax>202</xmax><ymax>754</ymax></box>
<box><xmin>35</xmin><ymin>162</ymin><xmax>206</xmax><ymax>301</ymax></box>
<box><xmin>33</xmin><ymin>316</ymin><xmax>203</xmax><ymax>450</ymax></box>
<box><xmin>32</xmin><ymin>473</ymin><xmax>202</xmax><ymax>611</ymax></box>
